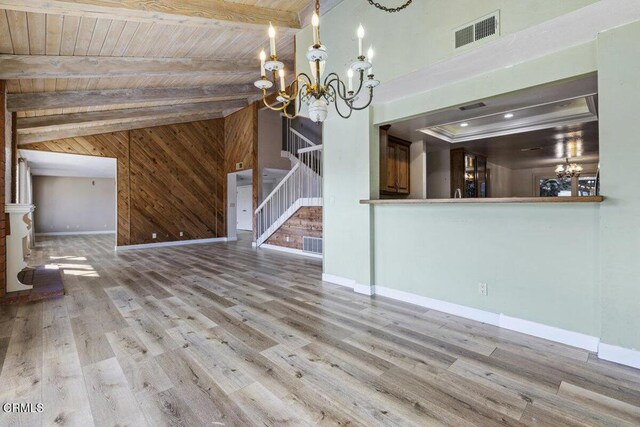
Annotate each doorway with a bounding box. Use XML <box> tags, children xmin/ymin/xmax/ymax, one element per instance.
<box><xmin>226</xmin><ymin>169</ymin><xmax>253</xmax><ymax>242</ymax></box>
<box><xmin>18</xmin><ymin>150</ymin><xmax>118</xmax><ymax>247</ymax></box>
<box><xmin>236</xmin><ymin>185</ymin><xmax>253</xmax><ymax>231</ymax></box>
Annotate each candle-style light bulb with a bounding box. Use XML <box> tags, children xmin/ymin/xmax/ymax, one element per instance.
<box><xmin>279</xmin><ymin>69</ymin><xmax>285</xmax><ymax>92</ymax></box>
<box><xmin>367</xmin><ymin>46</ymin><xmax>374</xmax><ymax>75</ymax></box>
<box><xmin>357</xmin><ymin>24</ymin><xmax>365</xmax><ymax>57</ymax></box>
<box><xmin>312</xmin><ymin>13</ymin><xmax>320</xmax><ymax>46</ymax></box>
<box><xmin>268</xmin><ymin>23</ymin><xmax>276</xmax><ymax>57</ymax></box>
<box><xmin>347</xmin><ymin>69</ymin><xmax>354</xmax><ymax>92</ymax></box>
<box><xmin>259</xmin><ymin>50</ymin><xmax>266</xmax><ymax>77</ymax></box>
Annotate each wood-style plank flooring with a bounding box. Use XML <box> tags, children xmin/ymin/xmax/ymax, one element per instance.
<box><xmin>1</xmin><ymin>233</ymin><xmax>640</xmax><ymax>426</ymax></box>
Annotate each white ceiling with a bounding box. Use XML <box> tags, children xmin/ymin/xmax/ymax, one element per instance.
<box><xmin>20</xmin><ymin>150</ymin><xmax>116</xmax><ymax>178</ymax></box>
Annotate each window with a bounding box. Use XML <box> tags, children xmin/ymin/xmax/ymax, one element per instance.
<box><xmin>539</xmin><ymin>176</ymin><xmax>598</xmax><ymax>197</ymax></box>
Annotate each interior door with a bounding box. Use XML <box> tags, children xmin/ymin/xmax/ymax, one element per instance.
<box><xmin>236</xmin><ymin>185</ymin><xmax>253</xmax><ymax>231</ymax></box>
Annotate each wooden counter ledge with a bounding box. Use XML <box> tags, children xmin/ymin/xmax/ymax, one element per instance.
<box><xmin>360</xmin><ymin>196</ymin><xmax>604</xmax><ymax>205</ymax></box>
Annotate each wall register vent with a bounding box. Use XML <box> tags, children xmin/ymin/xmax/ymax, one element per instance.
<box><xmin>455</xmin><ymin>11</ymin><xmax>500</xmax><ymax>49</ymax></box>
<box><xmin>303</xmin><ymin>236</ymin><xmax>323</xmax><ymax>255</ymax></box>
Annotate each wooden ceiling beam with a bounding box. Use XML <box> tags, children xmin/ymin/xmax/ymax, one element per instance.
<box><xmin>0</xmin><ymin>0</ymin><xmax>301</xmax><ymax>30</ymax></box>
<box><xmin>0</xmin><ymin>55</ymin><xmax>294</xmax><ymax>80</ymax></box>
<box><xmin>18</xmin><ymin>111</ymin><xmax>226</xmax><ymax>145</ymax></box>
<box><xmin>18</xmin><ymin>99</ymin><xmax>247</xmax><ymax>135</ymax></box>
<box><xmin>7</xmin><ymin>84</ymin><xmax>259</xmax><ymax>112</ymax></box>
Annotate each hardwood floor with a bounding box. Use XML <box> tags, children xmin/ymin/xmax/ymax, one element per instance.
<box><xmin>1</xmin><ymin>234</ymin><xmax>640</xmax><ymax>426</ymax></box>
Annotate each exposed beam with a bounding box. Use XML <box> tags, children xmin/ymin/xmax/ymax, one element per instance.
<box><xmin>0</xmin><ymin>0</ymin><xmax>300</xmax><ymax>30</ymax></box>
<box><xmin>18</xmin><ymin>99</ymin><xmax>247</xmax><ymax>135</ymax></box>
<box><xmin>18</xmin><ymin>111</ymin><xmax>225</xmax><ymax>145</ymax></box>
<box><xmin>0</xmin><ymin>55</ymin><xmax>295</xmax><ymax>80</ymax></box>
<box><xmin>7</xmin><ymin>84</ymin><xmax>258</xmax><ymax>112</ymax></box>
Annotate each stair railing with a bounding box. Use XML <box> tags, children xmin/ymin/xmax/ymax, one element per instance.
<box><xmin>255</xmin><ymin>144</ymin><xmax>322</xmax><ymax>245</ymax></box>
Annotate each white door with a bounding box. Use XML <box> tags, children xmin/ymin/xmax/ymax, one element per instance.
<box><xmin>236</xmin><ymin>185</ymin><xmax>253</xmax><ymax>231</ymax></box>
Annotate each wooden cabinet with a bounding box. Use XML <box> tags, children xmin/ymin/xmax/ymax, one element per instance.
<box><xmin>450</xmin><ymin>148</ymin><xmax>488</xmax><ymax>198</ymax></box>
<box><xmin>380</xmin><ymin>125</ymin><xmax>411</xmax><ymax>196</ymax></box>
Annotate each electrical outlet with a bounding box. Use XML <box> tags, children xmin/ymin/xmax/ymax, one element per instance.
<box><xmin>179</xmin><ymin>231</ymin><xmax>184</xmax><ymax>237</ymax></box>
<box><xmin>285</xmin><ymin>236</ymin><xmax>290</xmax><ymax>242</ymax></box>
<box><xmin>152</xmin><ymin>233</ymin><xmax>157</xmax><ymax>239</ymax></box>
<box><xmin>479</xmin><ymin>282</ymin><xmax>488</xmax><ymax>296</ymax></box>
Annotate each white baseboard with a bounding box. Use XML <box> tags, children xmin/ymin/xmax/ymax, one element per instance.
<box><xmin>354</xmin><ymin>283</ymin><xmax>375</xmax><ymax>295</ymax></box>
<box><xmin>37</xmin><ymin>230</ymin><xmax>116</xmax><ymax>236</ymax></box>
<box><xmin>116</xmin><ymin>237</ymin><xmax>228</xmax><ymax>251</ymax></box>
<box><xmin>598</xmin><ymin>343</ymin><xmax>640</xmax><ymax>369</ymax></box>
<box><xmin>321</xmin><ymin>274</ymin><xmax>374</xmax><ymax>296</ymax></box>
<box><xmin>499</xmin><ymin>314</ymin><xmax>599</xmax><ymax>352</ymax></box>
<box><xmin>322</xmin><ymin>273</ymin><xmax>356</xmax><ymax>288</ymax></box>
<box><xmin>320</xmin><ymin>273</ymin><xmax>608</xmax><ymax>355</ymax></box>
<box><xmin>259</xmin><ymin>243</ymin><xmax>322</xmax><ymax>259</ymax></box>
<box><xmin>376</xmin><ymin>285</ymin><xmax>500</xmax><ymax>326</ymax></box>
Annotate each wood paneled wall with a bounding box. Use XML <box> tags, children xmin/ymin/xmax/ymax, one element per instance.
<box><xmin>225</xmin><ymin>104</ymin><xmax>258</xmax><ymax>237</ymax></box>
<box><xmin>22</xmin><ymin>104</ymin><xmax>257</xmax><ymax>247</ymax></box>
<box><xmin>225</xmin><ymin>104</ymin><xmax>257</xmax><ymax>174</ymax></box>
<box><xmin>266</xmin><ymin>207</ymin><xmax>322</xmax><ymax>250</ymax></box>
<box><xmin>129</xmin><ymin>121</ymin><xmax>225</xmax><ymax>244</ymax></box>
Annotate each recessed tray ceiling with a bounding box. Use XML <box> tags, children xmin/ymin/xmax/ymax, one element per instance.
<box><xmin>419</xmin><ymin>95</ymin><xmax>598</xmax><ymax>143</ymax></box>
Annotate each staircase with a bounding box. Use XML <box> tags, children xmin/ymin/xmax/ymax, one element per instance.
<box><xmin>255</xmin><ymin>123</ymin><xmax>322</xmax><ymax>247</ymax></box>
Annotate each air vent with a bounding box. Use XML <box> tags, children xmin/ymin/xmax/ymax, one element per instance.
<box><xmin>455</xmin><ymin>11</ymin><xmax>500</xmax><ymax>49</ymax></box>
<box><xmin>303</xmin><ymin>236</ymin><xmax>322</xmax><ymax>255</ymax></box>
<box><xmin>459</xmin><ymin>102</ymin><xmax>486</xmax><ymax>111</ymax></box>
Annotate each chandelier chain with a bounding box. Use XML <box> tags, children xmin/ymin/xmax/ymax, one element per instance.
<box><xmin>366</xmin><ymin>0</ymin><xmax>412</xmax><ymax>13</ymax></box>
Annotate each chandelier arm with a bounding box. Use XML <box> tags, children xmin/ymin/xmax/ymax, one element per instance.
<box><xmin>324</xmin><ymin>74</ymin><xmax>349</xmax><ymax>100</ymax></box>
<box><xmin>262</xmin><ymin>97</ymin><xmax>291</xmax><ymax>112</ymax></box>
<box><xmin>349</xmin><ymin>88</ymin><xmax>375</xmax><ymax>111</ymax></box>
<box><xmin>324</xmin><ymin>81</ymin><xmax>354</xmax><ymax>119</ymax></box>
<box><xmin>333</xmin><ymin>99</ymin><xmax>354</xmax><ymax>119</ymax></box>
<box><xmin>324</xmin><ymin>72</ymin><xmax>364</xmax><ymax>103</ymax></box>
<box><xmin>261</xmin><ymin>82</ymin><xmax>297</xmax><ymax>112</ymax></box>
<box><xmin>349</xmin><ymin>70</ymin><xmax>367</xmax><ymax>99</ymax></box>
<box><xmin>297</xmin><ymin>72</ymin><xmax>313</xmax><ymax>87</ymax></box>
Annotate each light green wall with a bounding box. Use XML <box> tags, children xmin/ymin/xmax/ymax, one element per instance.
<box><xmin>598</xmin><ymin>20</ymin><xmax>640</xmax><ymax>350</ymax></box>
<box><xmin>322</xmin><ymin>110</ymin><xmax>374</xmax><ymax>285</ymax></box>
<box><xmin>374</xmin><ymin>42</ymin><xmax>597</xmax><ymax>125</ymax></box>
<box><xmin>373</xmin><ymin>204</ymin><xmax>601</xmax><ymax>335</ymax></box>
<box><xmin>296</xmin><ymin>1</ymin><xmax>640</xmax><ymax>349</ymax></box>
<box><xmin>297</xmin><ymin>0</ymin><xmax>597</xmax><ymax>88</ymax></box>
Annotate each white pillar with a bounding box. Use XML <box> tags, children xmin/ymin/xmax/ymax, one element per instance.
<box><xmin>18</xmin><ymin>158</ymin><xmax>28</xmax><ymax>204</ymax></box>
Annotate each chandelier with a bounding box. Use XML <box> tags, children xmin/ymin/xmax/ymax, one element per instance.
<box><xmin>254</xmin><ymin>0</ymin><xmax>380</xmax><ymax>123</ymax></box>
<box><xmin>555</xmin><ymin>158</ymin><xmax>583</xmax><ymax>178</ymax></box>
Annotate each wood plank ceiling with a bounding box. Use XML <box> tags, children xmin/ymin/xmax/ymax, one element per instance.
<box><xmin>0</xmin><ymin>0</ymin><xmax>330</xmax><ymax>143</ymax></box>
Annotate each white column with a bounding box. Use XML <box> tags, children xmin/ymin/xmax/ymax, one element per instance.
<box><xmin>18</xmin><ymin>158</ymin><xmax>28</xmax><ymax>204</ymax></box>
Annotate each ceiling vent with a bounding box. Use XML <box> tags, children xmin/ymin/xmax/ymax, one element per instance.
<box><xmin>459</xmin><ymin>102</ymin><xmax>486</xmax><ymax>111</ymax></box>
<box><xmin>455</xmin><ymin>11</ymin><xmax>500</xmax><ymax>49</ymax></box>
